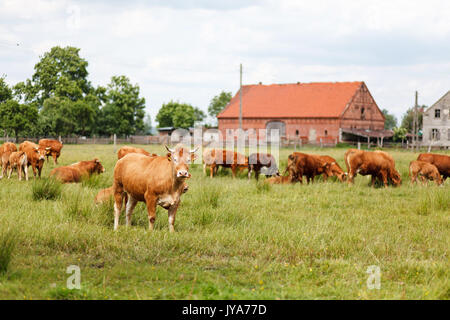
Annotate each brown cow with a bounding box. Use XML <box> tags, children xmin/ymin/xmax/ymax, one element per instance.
<box><xmin>19</xmin><ymin>141</ymin><xmax>49</xmax><ymax>178</ymax></box>
<box><xmin>417</xmin><ymin>153</ymin><xmax>450</xmax><ymax>181</ymax></box>
<box><xmin>112</xmin><ymin>145</ymin><xmax>198</xmax><ymax>232</ymax></box>
<box><xmin>409</xmin><ymin>160</ymin><xmax>443</xmax><ymax>186</ymax></box>
<box><xmin>50</xmin><ymin>159</ymin><xmax>105</xmax><ymax>183</ymax></box>
<box><xmin>39</xmin><ymin>139</ymin><xmax>63</xmax><ymax>164</ymax></box>
<box><xmin>203</xmin><ymin>149</ymin><xmax>248</xmax><ymax>178</ymax></box>
<box><xmin>7</xmin><ymin>151</ymin><xmax>28</xmax><ymax>181</ymax></box>
<box><xmin>285</xmin><ymin>152</ymin><xmax>333</xmax><ymax>183</ymax></box>
<box><xmin>344</xmin><ymin>149</ymin><xmax>401</xmax><ymax>187</ymax></box>
<box><xmin>248</xmin><ymin>153</ymin><xmax>279</xmax><ymax>180</ymax></box>
<box><xmin>319</xmin><ymin>155</ymin><xmax>346</xmax><ymax>182</ymax></box>
<box><xmin>117</xmin><ymin>146</ymin><xmax>157</xmax><ymax>160</ymax></box>
<box><xmin>0</xmin><ymin>142</ymin><xmax>17</xmax><ymax>179</ymax></box>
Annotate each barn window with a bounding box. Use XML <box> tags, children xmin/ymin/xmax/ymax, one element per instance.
<box><xmin>324</xmin><ymin>130</ymin><xmax>328</xmax><ymax>136</ymax></box>
<box><xmin>295</xmin><ymin>130</ymin><xmax>299</xmax><ymax>136</ymax></box>
<box><xmin>360</xmin><ymin>107</ymin><xmax>365</xmax><ymax>120</ymax></box>
<box><xmin>435</xmin><ymin>109</ymin><xmax>440</xmax><ymax>118</ymax></box>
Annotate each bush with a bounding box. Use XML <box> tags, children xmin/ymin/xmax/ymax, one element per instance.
<box><xmin>32</xmin><ymin>178</ymin><xmax>62</xmax><ymax>201</ymax></box>
<box><xmin>0</xmin><ymin>230</ymin><xmax>17</xmax><ymax>275</ymax></box>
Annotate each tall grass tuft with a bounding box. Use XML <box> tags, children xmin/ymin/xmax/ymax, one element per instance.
<box><xmin>32</xmin><ymin>178</ymin><xmax>62</xmax><ymax>201</ymax></box>
<box><xmin>81</xmin><ymin>174</ymin><xmax>109</xmax><ymax>189</ymax></box>
<box><xmin>0</xmin><ymin>230</ymin><xmax>17</xmax><ymax>275</ymax></box>
<box><xmin>64</xmin><ymin>193</ymin><xmax>92</xmax><ymax>221</ymax></box>
<box><xmin>256</xmin><ymin>180</ymin><xmax>271</xmax><ymax>193</ymax></box>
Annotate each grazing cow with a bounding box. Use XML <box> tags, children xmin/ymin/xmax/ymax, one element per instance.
<box><xmin>117</xmin><ymin>146</ymin><xmax>157</xmax><ymax>160</ymax></box>
<box><xmin>409</xmin><ymin>160</ymin><xmax>443</xmax><ymax>186</ymax></box>
<box><xmin>112</xmin><ymin>145</ymin><xmax>198</xmax><ymax>232</ymax></box>
<box><xmin>247</xmin><ymin>153</ymin><xmax>279</xmax><ymax>180</ymax></box>
<box><xmin>19</xmin><ymin>141</ymin><xmax>49</xmax><ymax>178</ymax></box>
<box><xmin>203</xmin><ymin>149</ymin><xmax>248</xmax><ymax>178</ymax></box>
<box><xmin>319</xmin><ymin>155</ymin><xmax>347</xmax><ymax>182</ymax></box>
<box><xmin>0</xmin><ymin>142</ymin><xmax>17</xmax><ymax>179</ymax></box>
<box><xmin>7</xmin><ymin>151</ymin><xmax>28</xmax><ymax>181</ymax></box>
<box><xmin>285</xmin><ymin>152</ymin><xmax>333</xmax><ymax>183</ymax></box>
<box><xmin>344</xmin><ymin>149</ymin><xmax>401</xmax><ymax>187</ymax></box>
<box><xmin>38</xmin><ymin>139</ymin><xmax>63</xmax><ymax>164</ymax></box>
<box><xmin>50</xmin><ymin>159</ymin><xmax>105</xmax><ymax>183</ymax></box>
<box><xmin>417</xmin><ymin>153</ymin><xmax>450</xmax><ymax>181</ymax></box>
<box><xmin>265</xmin><ymin>175</ymin><xmax>293</xmax><ymax>184</ymax></box>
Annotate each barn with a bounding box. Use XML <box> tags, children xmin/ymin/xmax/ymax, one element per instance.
<box><xmin>217</xmin><ymin>81</ymin><xmax>389</xmax><ymax>144</ymax></box>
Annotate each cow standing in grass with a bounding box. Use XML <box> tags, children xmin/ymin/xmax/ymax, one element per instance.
<box><xmin>248</xmin><ymin>153</ymin><xmax>279</xmax><ymax>180</ymax></box>
<box><xmin>417</xmin><ymin>153</ymin><xmax>450</xmax><ymax>181</ymax></box>
<box><xmin>39</xmin><ymin>139</ymin><xmax>63</xmax><ymax>164</ymax></box>
<box><xmin>7</xmin><ymin>151</ymin><xmax>28</xmax><ymax>181</ymax></box>
<box><xmin>0</xmin><ymin>142</ymin><xmax>17</xmax><ymax>179</ymax></box>
<box><xmin>409</xmin><ymin>160</ymin><xmax>443</xmax><ymax>186</ymax></box>
<box><xmin>50</xmin><ymin>159</ymin><xmax>105</xmax><ymax>183</ymax></box>
<box><xmin>286</xmin><ymin>152</ymin><xmax>333</xmax><ymax>183</ymax></box>
<box><xmin>318</xmin><ymin>155</ymin><xmax>347</xmax><ymax>182</ymax></box>
<box><xmin>203</xmin><ymin>149</ymin><xmax>248</xmax><ymax>178</ymax></box>
<box><xmin>112</xmin><ymin>145</ymin><xmax>197</xmax><ymax>232</ymax></box>
<box><xmin>19</xmin><ymin>141</ymin><xmax>49</xmax><ymax>178</ymax></box>
<box><xmin>117</xmin><ymin>146</ymin><xmax>158</xmax><ymax>160</ymax></box>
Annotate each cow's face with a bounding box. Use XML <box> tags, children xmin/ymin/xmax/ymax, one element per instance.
<box><xmin>34</xmin><ymin>146</ymin><xmax>49</xmax><ymax>161</ymax></box>
<box><xmin>93</xmin><ymin>159</ymin><xmax>105</xmax><ymax>174</ymax></box>
<box><xmin>390</xmin><ymin>170</ymin><xmax>402</xmax><ymax>186</ymax></box>
<box><xmin>286</xmin><ymin>154</ymin><xmax>298</xmax><ymax>179</ymax></box>
<box><xmin>329</xmin><ymin>162</ymin><xmax>346</xmax><ymax>182</ymax></box>
<box><xmin>166</xmin><ymin>145</ymin><xmax>198</xmax><ymax>179</ymax></box>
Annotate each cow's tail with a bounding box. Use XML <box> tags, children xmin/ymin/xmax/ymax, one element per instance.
<box><xmin>19</xmin><ymin>152</ymin><xmax>27</xmax><ymax>167</ymax></box>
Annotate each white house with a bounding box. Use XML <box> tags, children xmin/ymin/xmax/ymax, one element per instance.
<box><xmin>422</xmin><ymin>91</ymin><xmax>450</xmax><ymax>148</ymax></box>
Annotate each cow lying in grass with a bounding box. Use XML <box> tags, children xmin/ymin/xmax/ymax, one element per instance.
<box><xmin>50</xmin><ymin>159</ymin><xmax>105</xmax><ymax>183</ymax></box>
<box><xmin>409</xmin><ymin>160</ymin><xmax>443</xmax><ymax>186</ymax></box>
<box><xmin>112</xmin><ymin>145</ymin><xmax>197</xmax><ymax>232</ymax></box>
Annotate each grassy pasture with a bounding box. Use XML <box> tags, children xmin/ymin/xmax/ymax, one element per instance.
<box><xmin>0</xmin><ymin>144</ymin><xmax>448</xmax><ymax>300</ymax></box>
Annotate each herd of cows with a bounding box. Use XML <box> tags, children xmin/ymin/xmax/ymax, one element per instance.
<box><xmin>0</xmin><ymin>140</ymin><xmax>449</xmax><ymax>232</ymax></box>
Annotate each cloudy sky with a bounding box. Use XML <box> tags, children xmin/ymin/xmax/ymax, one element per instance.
<box><xmin>1</xmin><ymin>0</ymin><xmax>450</xmax><ymax>125</ymax></box>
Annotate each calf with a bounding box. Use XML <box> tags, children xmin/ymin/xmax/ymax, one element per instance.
<box><xmin>117</xmin><ymin>146</ymin><xmax>157</xmax><ymax>160</ymax></box>
<box><xmin>247</xmin><ymin>153</ymin><xmax>279</xmax><ymax>180</ymax></box>
<box><xmin>39</xmin><ymin>139</ymin><xmax>63</xmax><ymax>164</ymax></box>
<box><xmin>203</xmin><ymin>149</ymin><xmax>248</xmax><ymax>178</ymax></box>
<box><xmin>345</xmin><ymin>149</ymin><xmax>401</xmax><ymax>187</ymax></box>
<box><xmin>19</xmin><ymin>141</ymin><xmax>49</xmax><ymax>178</ymax></box>
<box><xmin>265</xmin><ymin>175</ymin><xmax>293</xmax><ymax>184</ymax></box>
<box><xmin>286</xmin><ymin>152</ymin><xmax>332</xmax><ymax>183</ymax></box>
<box><xmin>417</xmin><ymin>153</ymin><xmax>450</xmax><ymax>181</ymax></box>
<box><xmin>7</xmin><ymin>151</ymin><xmax>28</xmax><ymax>181</ymax></box>
<box><xmin>50</xmin><ymin>159</ymin><xmax>105</xmax><ymax>183</ymax></box>
<box><xmin>409</xmin><ymin>160</ymin><xmax>443</xmax><ymax>186</ymax></box>
<box><xmin>113</xmin><ymin>145</ymin><xmax>198</xmax><ymax>232</ymax></box>
<box><xmin>0</xmin><ymin>142</ymin><xmax>17</xmax><ymax>179</ymax></box>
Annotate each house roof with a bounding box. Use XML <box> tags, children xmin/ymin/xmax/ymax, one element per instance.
<box><xmin>424</xmin><ymin>90</ymin><xmax>450</xmax><ymax>114</ymax></box>
<box><xmin>217</xmin><ymin>81</ymin><xmax>364</xmax><ymax>119</ymax></box>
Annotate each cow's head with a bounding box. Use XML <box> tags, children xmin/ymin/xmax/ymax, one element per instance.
<box><xmin>328</xmin><ymin>162</ymin><xmax>347</xmax><ymax>182</ymax></box>
<box><xmin>165</xmin><ymin>145</ymin><xmax>198</xmax><ymax>179</ymax></box>
<box><xmin>286</xmin><ymin>154</ymin><xmax>299</xmax><ymax>180</ymax></box>
<box><xmin>93</xmin><ymin>158</ymin><xmax>105</xmax><ymax>174</ymax></box>
<box><xmin>389</xmin><ymin>169</ymin><xmax>402</xmax><ymax>186</ymax></box>
<box><xmin>34</xmin><ymin>146</ymin><xmax>50</xmax><ymax>161</ymax></box>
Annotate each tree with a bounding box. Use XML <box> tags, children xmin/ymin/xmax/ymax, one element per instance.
<box><xmin>401</xmin><ymin>106</ymin><xmax>425</xmax><ymax>132</ymax></box>
<box><xmin>393</xmin><ymin>127</ymin><xmax>407</xmax><ymax>143</ymax></box>
<box><xmin>0</xmin><ymin>76</ymin><xmax>13</xmax><ymax>103</ymax></box>
<box><xmin>0</xmin><ymin>100</ymin><xmax>38</xmax><ymax>140</ymax></box>
<box><xmin>98</xmin><ymin>75</ymin><xmax>146</xmax><ymax>136</ymax></box>
<box><xmin>156</xmin><ymin>101</ymin><xmax>198</xmax><ymax>129</ymax></box>
<box><xmin>208</xmin><ymin>91</ymin><xmax>232</xmax><ymax>118</ymax></box>
<box><xmin>382</xmin><ymin>109</ymin><xmax>397</xmax><ymax>130</ymax></box>
<box><xmin>142</xmin><ymin>115</ymin><xmax>152</xmax><ymax>135</ymax></box>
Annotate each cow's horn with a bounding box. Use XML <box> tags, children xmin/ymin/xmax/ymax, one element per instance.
<box><xmin>190</xmin><ymin>146</ymin><xmax>199</xmax><ymax>153</ymax></box>
<box><xmin>34</xmin><ymin>147</ymin><xmax>38</xmax><ymax>150</ymax></box>
<box><xmin>165</xmin><ymin>145</ymin><xmax>175</xmax><ymax>153</ymax></box>
<box><xmin>46</xmin><ymin>147</ymin><xmax>51</xmax><ymax>150</ymax></box>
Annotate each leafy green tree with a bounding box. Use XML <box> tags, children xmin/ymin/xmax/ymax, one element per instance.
<box><xmin>40</xmin><ymin>97</ymin><xmax>77</xmax><ymax>136</ymax></box>
<box><xmin>208</xmin><ymin>91</ymin><xmax>232</xmax><ymax>118</ymax></box>
<box><xmin>401</xmin><ymin>106</ymin><xmax>425</xmax><ymax>132</ymax></box>
<box><xmin>0</xmin><ymin>100</ymin><xmax>38</xmax><ymax>140</ymax></box>
<box><xmin>0</xmin><ymin>76</ymin><xmax>13</xmax><ymax>103</ymax></box>
<box><xmin>98</xmin><ymin>76</ymin><xmax>146</xmax><ymax>136</ymax></box>
<box><xmin>393</xmin><ymin>127</ymin><xmax>408</xmax><ymax>143</ymax></box>
<box><xmin>156</xmin><ymin>101</ymin><xmax>198</xmax><ymax>129</ymax></box>
<box><xmin>382</xmin><ymin>109</ymin><xmax>397</xmax><ymax>130</ymax></box>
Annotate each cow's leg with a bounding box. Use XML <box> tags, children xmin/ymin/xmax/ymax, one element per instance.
<box><xmin>231</xmin><ymin>165</ymin><xmax>237</xmax><ymax>178</ymax></box>
<box><xmin>18</xmin><ymin>165</ymin><xmax>22</xmax><ymax>181</ymax></box>
<box><xmin>247</xmin><ymin>165</ymin><xmax>253</xmax><ymax>180</ymax></box>
<box><xmin>145</xmin><ymin>194</ymin><xmax>157</xmax><ymax>231</ymax></box>
<box><xmin>113</xmin><ymin>185</ymin><xmax>124</xmax><ymax>231</ymax></box>
<box><xmin>168</xmin><ymin>200</ymin><xmax>180</xmax><ymax>232</ymax></box>
<box><xmin>31</xmin><ymin>164</ymin><xmax>37</xmax><ymax>178</ymax></box>
<box><xmin>380</xmin><ymin>171</ymin><xmax>388</xmax><ymax>188</ymax></box>
<box><xmin>38</xmin><ymin>166</ymin><xmax>42</xmax><ymax>178</ymax></box>
<box><xmin>254</xmin><ymin>168</ymin><xmax>260</xmax><ymax>181</ymax></box>
<box><xmin>125</xmin><ymin>194</ymin><xmax>138</xmax><ymax>227</ymax></box>
<box><xmin>53</xmin><ymin>153</ymin><xmax>57</xmax><ymax>165</ymax></box>
<box><xmin>7</xmin><ymin>166</ymin><xmax>12</xmax><ymax>179</ymax></box>
<box><xmin>23</xmin><ymin>165</ymin><xmax>28</xmax><ymax>181</ymax></box>
<box><xmin>203</xmin><ymin>163</ymin><xmax>207</xmax><ymax>176</ymax></box>
<box><xmin>210</xmin><ymin>164</ymin><xmax>215</xmax><ymax>178</ymax></box>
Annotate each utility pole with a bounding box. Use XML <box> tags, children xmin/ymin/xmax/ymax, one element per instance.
<box><xmin>412</xmin><ymin>91</ymin><xmax>417</xmax><ymax>152</ymax></box>
<box><xmin>414</xmin><ymin>91</ymin><xmax>419</xmax><ymax>152</ymax></box>
<box><xmin>239</xmin><ymin>63</ymin><xmax>243</xmax><ymax>130</ymax></box>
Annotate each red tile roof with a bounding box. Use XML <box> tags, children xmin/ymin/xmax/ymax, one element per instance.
<box><xmin>217</xmin><ymin>81</ymin><xmax>363</xmax><ymax>119</ymax></box>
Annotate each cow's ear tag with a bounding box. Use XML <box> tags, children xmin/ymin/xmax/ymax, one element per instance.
<box><xmin>167</xmin><ymin>153</ymin><xmax>172</xmax><ymax>161</ymax></box>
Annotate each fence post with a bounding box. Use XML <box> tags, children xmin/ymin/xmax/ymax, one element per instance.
<box><xmin>367</xmin><ymin>136</ymin><xmax>370</xmax><ymax>149</ymax></box>
<box><xmin>320</xmin><ymin>138</ymin><xmax>323</xmax><ymax>148</ymax></box>
<box><xmin>357</xmin><ymin>141</ymin><xmax>361</xmax><ymax>150</ymax></box>
<box><xmin>114</xmin><ymin>134</ymin><xmax>117</xmax><ymax>146</ymax></box>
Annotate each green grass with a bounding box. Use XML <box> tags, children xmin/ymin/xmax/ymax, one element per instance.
<box><xmin>0</xmin><ymin>144</ymin><xmax>448</xmax><ymax>300</ymax></box>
